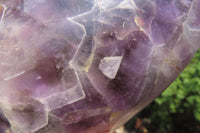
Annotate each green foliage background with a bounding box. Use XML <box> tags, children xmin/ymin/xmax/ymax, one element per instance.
<box><xmin>125</xmin><ymin>49</ymin><xmax>200</xmax><ymax>133</ymax></box>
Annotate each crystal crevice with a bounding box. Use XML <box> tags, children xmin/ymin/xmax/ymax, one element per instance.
<box><xmin>0</xmin><ymin>0</ymin><xmax>199</xmax><ymax>133</ymax></box>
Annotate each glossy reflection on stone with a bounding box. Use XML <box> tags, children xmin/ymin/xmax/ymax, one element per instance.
<box><xmin>0</xmin><ymin>0</ymin><xmax>200</xmax><ymax>133</ymax></box>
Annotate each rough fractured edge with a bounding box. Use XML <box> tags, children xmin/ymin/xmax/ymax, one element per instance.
<box><xmin>67</xmin><ymin>0</ymin><xmax>97</xmax><ymax>72</ymax></box>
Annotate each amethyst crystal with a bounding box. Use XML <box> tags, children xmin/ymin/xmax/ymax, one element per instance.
<box><xmin>0</xmin><ymin>0</ymin><xmax>199</xmax><ymax>133</ymax></box>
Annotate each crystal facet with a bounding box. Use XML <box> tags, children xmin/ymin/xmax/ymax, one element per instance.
<box><xmin>0</xmin><ymin>0</ymin><xmax>200</xmax><ymax>133</ymax></box>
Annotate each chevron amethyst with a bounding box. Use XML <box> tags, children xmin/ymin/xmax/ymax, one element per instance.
<box><xmin>0</xmin><ymin>0</ymin><xmax>199</xmax><ymax>133</ymax></box>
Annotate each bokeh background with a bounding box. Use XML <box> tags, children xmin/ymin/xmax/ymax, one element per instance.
<box><xmin>124</xmin><ymin>49</ymin><xmax>200</xmax><ymax>133</ymax></box>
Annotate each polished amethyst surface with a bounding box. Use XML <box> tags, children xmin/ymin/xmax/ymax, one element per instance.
<box><xmin>0</xmin><ymin>0</ymin><xmax>200</xmax><ymax>133</ymax></box>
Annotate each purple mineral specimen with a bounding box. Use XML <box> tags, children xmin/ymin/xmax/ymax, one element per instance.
<box><xmin>0</xmin><ymin>0</ymin><xmax>199</xmax><ymax>133</ymax></box>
